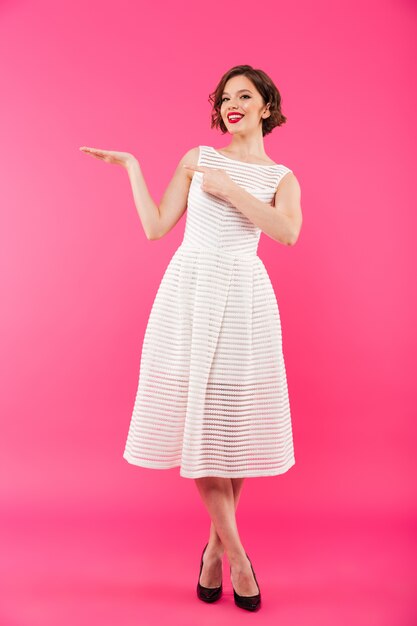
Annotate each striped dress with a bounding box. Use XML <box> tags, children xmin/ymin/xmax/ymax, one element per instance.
<box><xmin>123</xmin><ymin>145</ymin><xmax>296</xmax><ymax>478</ymax></box>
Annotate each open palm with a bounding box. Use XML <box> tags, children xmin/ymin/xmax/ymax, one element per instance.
<box><xmin>79</xmin><ymin>146</ymin><xmax>134</xmax><ymax>169</ymax></box>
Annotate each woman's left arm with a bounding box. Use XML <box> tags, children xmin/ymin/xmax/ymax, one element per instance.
<box><xmin>224</xmin><ymin>172</ymin><xmax>303</xmax><ymax>246</ymax></box>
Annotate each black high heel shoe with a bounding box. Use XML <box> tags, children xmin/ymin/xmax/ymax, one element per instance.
<box><xmin>196</xmin><ymin>542</ymin><xmax>223</xmax><ymax>603</ymax></box>
<box><xmin>230</xmin><ymin>552</ymin><xmax>261</xmax><ymax>611</ymax></box>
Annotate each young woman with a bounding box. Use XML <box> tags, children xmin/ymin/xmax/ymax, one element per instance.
<box><xmin>80</xmin><ymin>64</ymin><xmax>302</xmax><ymax>612</ymax></box>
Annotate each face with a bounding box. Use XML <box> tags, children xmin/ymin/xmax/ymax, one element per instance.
<box><xmin>220</xmin><ymin>75</ymin><xmax>270</xmax><ymax>133</ymax></box>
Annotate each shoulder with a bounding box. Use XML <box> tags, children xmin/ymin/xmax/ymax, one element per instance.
<box><xmin>276</xmin><ymin>168</ymin><xmax>300</xmax><ymax>193</ymax></box>
<box><xmin>178</xmin><ymin>146</ymin><xmax>201</xmax><ymax>180</ymax></box>
<box><xmin>274</xmin><ymin>169</ymin><xmax>301</xmax><ymax>216</ymax></box>
<box><xmin>178</xmin><ymin>146</ymin><xmax>200</xmax><ymax>166</ymax></box>
<box><xmin>274</xmin><ymin>168</ymin><xmax>302</xmax><ymax>223</ymax></box>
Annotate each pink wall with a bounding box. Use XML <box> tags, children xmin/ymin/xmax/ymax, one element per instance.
<box><xmin>0</xmin><ymin>0</ymin><xmax>416</xmax><ymax>623</ymax></box>
<box><xmin>1</xmin><ymin>0</ymin><xmax>416</xmax><ymax>518</ymax></box>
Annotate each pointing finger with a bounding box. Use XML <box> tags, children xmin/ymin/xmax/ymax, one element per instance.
<box><xmin>183</xmin><ymin>164</ymin><xmax>206</xmax><ymax>171</ymax></box>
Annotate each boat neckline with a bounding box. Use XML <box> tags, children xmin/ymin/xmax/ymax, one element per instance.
<box><xmin>207</xmin><ymin>145</ymin><xmax>280</xmax><ymax>168</ymax></box>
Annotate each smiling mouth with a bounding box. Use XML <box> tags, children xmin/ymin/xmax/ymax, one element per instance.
<box><xmin>227</xmin><ymin>114</ymin><xmax>244</xmax><ymax>123</ymax></box>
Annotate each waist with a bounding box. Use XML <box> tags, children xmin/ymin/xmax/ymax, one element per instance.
<box><xmin>178</xmin><ymin>242</ymin><xmax>259</xmax><ymax>260</ymax></box>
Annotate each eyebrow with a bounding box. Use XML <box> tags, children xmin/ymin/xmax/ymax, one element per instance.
<box><xmin>221</xmin><ymin>89</ymin><xmax>253</xmax><ymax>96</ymax></box>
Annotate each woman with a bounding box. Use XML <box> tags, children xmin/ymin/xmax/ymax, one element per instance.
<box><xmin>80</xmin><ymin>64</ymin><xmax>302</xmax><ymax>612</ymax></box>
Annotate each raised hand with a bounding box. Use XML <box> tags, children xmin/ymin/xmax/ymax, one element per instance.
<box><xmin>79</xmin><ymin>146</ymin><xmax>136</xmax><ymax>169</ymax></box>
<box><xmin>183</xmin><ymin>164</ymin><xmax>236</xmax><ymax>202</ymax></box>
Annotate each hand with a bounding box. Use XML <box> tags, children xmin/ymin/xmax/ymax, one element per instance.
<box><xmin>183</xmin><ymin>164</ymin><xmax>236</xmax><ymax>202</ymax></box>
<box><xmin>79</xmin><ymin>146</ymin><xmax>137</xmax><ymax>169</ymax></box>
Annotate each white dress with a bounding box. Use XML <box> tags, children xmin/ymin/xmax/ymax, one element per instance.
<box><xmin>123</xmin><ymin>145</ymin><xmax>296</xmax><ymax>478</ymax></box>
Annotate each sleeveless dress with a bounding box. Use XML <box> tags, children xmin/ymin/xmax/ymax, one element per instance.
<box><xmin>123</xmin><ymin>145</ymin><xmax>296</xmax><ymax>478</ymax></box>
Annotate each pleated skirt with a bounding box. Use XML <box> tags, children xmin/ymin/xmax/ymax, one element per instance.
<box><xmin>123</xmin><ymin>243</ymin><xmax>296</xmax><ymax>478</ymax></box>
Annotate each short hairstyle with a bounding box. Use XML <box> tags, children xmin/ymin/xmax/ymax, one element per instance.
<box><xmin>208</xmin><ymin>65</ymin><xmax>287</xmax><ymax>137</ymax></box>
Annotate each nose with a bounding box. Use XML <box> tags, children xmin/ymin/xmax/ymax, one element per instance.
<box><xmin>224</xmin><ymin>96</ymin><xmax>239</xmax><ymax>109</ymax></box>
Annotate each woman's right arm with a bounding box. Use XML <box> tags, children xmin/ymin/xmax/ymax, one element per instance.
<box><xmin>80</xmin><ymin>145</ymin><xmax>199</xmax><ymax>240</ymax></box>
<box><xmin>126</xmin><ymin>146</ymin><xmax>199</xmax><ymax>240</ymax></box>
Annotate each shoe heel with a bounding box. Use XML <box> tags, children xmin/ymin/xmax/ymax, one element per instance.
<box><xmin>196</xmin><ymin>542</ymin><xmax>223</xmax><ymax>603</ymax></box>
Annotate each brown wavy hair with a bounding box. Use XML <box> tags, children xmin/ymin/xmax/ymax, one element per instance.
<box><xmin>208</xmin><ymin>65</ymin><xmax>287</xmax><ymax>137</ymax></box>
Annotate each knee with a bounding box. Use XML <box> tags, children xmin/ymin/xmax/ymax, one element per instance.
<box><xmin>195</xmin><ymin>476</ymin><xmax>232</xmax><ymax>491</ymax></box>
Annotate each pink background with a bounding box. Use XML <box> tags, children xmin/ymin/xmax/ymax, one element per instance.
<box><xmin>1</xmin><ymin>0</ymin><xmax>416</xmax><ymax>624</ymax></box>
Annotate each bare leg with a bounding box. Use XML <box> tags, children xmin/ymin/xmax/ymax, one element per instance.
<box><xmin>207</xmin><ymin>477</ymin><xmax>245</xmax><ymax>557</ymax></box>
<box><xmin>195</xmin><ymin>476</ymin><xmax>259</xmax><ymax>596</ymax></box>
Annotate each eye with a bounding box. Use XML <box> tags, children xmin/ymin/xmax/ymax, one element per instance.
<box><xmin>221</xmin><ymin>95</ymin><xmax>251</xmax><ymax>103</ymax></box>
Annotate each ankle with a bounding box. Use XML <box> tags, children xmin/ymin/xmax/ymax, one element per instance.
<box><xmin>206</xmin><ymin>542</ymin><xmax>224</xmax><ymax>558</ymax></box>
<box><xmin>228</xmin><ymin>549</ymin><xmax>248</xmax><ymax>568</ymax></box>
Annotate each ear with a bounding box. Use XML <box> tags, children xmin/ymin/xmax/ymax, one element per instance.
<box><xmin>263</xmin><ymin>102</ymin><xmax>271</xmax><ymax>118</ymax></box>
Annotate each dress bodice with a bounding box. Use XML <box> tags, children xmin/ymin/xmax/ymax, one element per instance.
<box><xmin>181</xmin><ymin>145</ymin><xmax>292</xmax><ymax>257</ymax></box>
